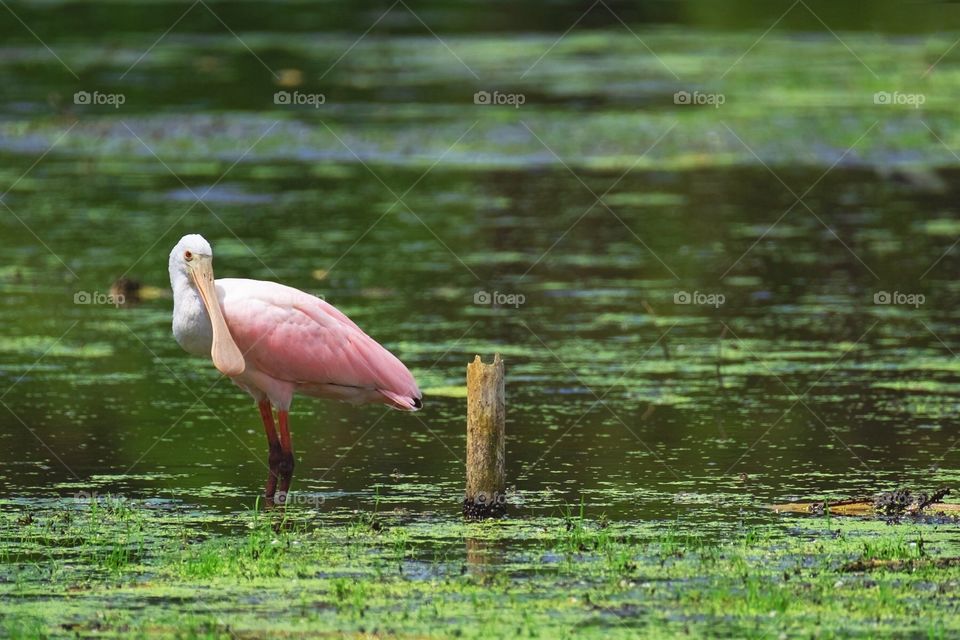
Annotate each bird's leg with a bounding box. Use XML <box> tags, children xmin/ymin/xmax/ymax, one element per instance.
<box><xmin>259</xmin><ymin>399</ymin><xmax>281</xmax><ymax>507</ymax></box>
<box><xmin>276</xmin><ymin>410</ymin><xmax>295</xmax><ymax>505</ymax></box>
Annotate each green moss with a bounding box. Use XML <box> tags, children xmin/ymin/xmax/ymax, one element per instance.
<box><xmin>2</xmin><ymin>498</ymin><xmax>960</xmax><ymax>637</ymax></box>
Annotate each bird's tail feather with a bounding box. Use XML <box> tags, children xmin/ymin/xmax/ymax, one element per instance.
<box><xmin>378</xmin><ymin>389</ymin><xmax>422</xmax><ymax>411</ymax></box>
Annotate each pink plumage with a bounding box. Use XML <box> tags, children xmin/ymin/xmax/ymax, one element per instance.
<box><xmin>217</xmin><ymin>278</ymin><xmax>422</xmax><ymax>411</ymax></box>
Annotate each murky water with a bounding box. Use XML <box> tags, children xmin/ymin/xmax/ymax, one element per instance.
<box><xmin>2</xmin><ymin>1</ymin><xmax>960</xmax><ymax>532</ymax></box>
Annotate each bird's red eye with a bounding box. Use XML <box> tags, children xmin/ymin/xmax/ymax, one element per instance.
<box><xmin>184</xmin><ymin>250</ymin><xmax>193</xmax><ymax>261</ymax></box>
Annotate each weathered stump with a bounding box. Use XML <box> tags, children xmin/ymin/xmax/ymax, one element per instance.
<box><xmin>463</xmin><ymin>354</ymin><xmax>506</xmax><ymax>519</ymax></box>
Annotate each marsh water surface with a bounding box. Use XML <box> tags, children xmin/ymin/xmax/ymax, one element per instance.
<box><xmin>3</xmin><ymin>2</ymin><xmax>960</xmax><ymax>636</ymax></box>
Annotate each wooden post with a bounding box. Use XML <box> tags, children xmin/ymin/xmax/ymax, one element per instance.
<box><xmin>463</xmin><ymin>354</ymin><xmax>506</xmax><ymax>518</ymax></box>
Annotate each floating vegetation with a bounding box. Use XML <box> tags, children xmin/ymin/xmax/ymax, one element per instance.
<box><xmin>1</xmin><ymin>497</ymin><xmax>960</xmax><ymax>637</ymax></box>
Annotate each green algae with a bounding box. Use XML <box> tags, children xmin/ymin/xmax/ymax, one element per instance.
<box><xmin>2</xmin><ymin>497</ymin><xmax>960</xmax><ymax>638</ymax></box>
<box><xmin>421</xmin><ymin>385</ymin><xmax>469</xmax><ymax>399</ymax></box>
<box><xmin>3</xmin><ymin>28</ymin><xmax>960</xmax><ymax>171</ymax></box>
<box><xmin>0</xmin><ymin>336</ymin><xmax>114</xmax><ymax>358</ymax></box>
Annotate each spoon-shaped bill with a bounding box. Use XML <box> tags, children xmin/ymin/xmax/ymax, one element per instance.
<box><xmin>190</xmin><ymin>257</ymin><xmax>245</xmax><ymax>377</ymax></box>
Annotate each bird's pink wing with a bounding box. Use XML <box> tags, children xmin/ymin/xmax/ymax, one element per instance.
<box><xmin>217</xmin><ymin>279</ymin><xmax>420</xmax><ymax>408</ymax></box>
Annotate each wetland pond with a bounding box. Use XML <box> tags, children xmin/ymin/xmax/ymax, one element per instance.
<box><xmin>4</xmin><ymin>1</ymin><xmax>960</xmax><ymax>637</ymax></box>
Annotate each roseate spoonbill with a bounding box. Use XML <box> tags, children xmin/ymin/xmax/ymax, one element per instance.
<box><xmin>168</xmin><ymin>234</ymin><xmax>422</xmax><ymax>506</ymax></box>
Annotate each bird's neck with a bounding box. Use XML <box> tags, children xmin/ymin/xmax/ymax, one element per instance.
<box><xmin>171</xmin><ymin>270</ymin><xmax>213</xmax><ymax>356</ymax></box>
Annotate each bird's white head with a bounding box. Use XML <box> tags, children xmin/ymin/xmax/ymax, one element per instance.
<box><xmin>169</xmin><ymin>234</ymin><xmax>213</xmax><ymax>277</ymax></box>
<box><xmin>169</xmin><ymin>234</ymin><xmax>245</xmax><ymax>378</ymax></box>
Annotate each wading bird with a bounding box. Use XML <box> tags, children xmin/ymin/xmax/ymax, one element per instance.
<box><xmin>169</xmin><ymin>234</ymin><xmax>422</xmax><ymax>506</ymax></box>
